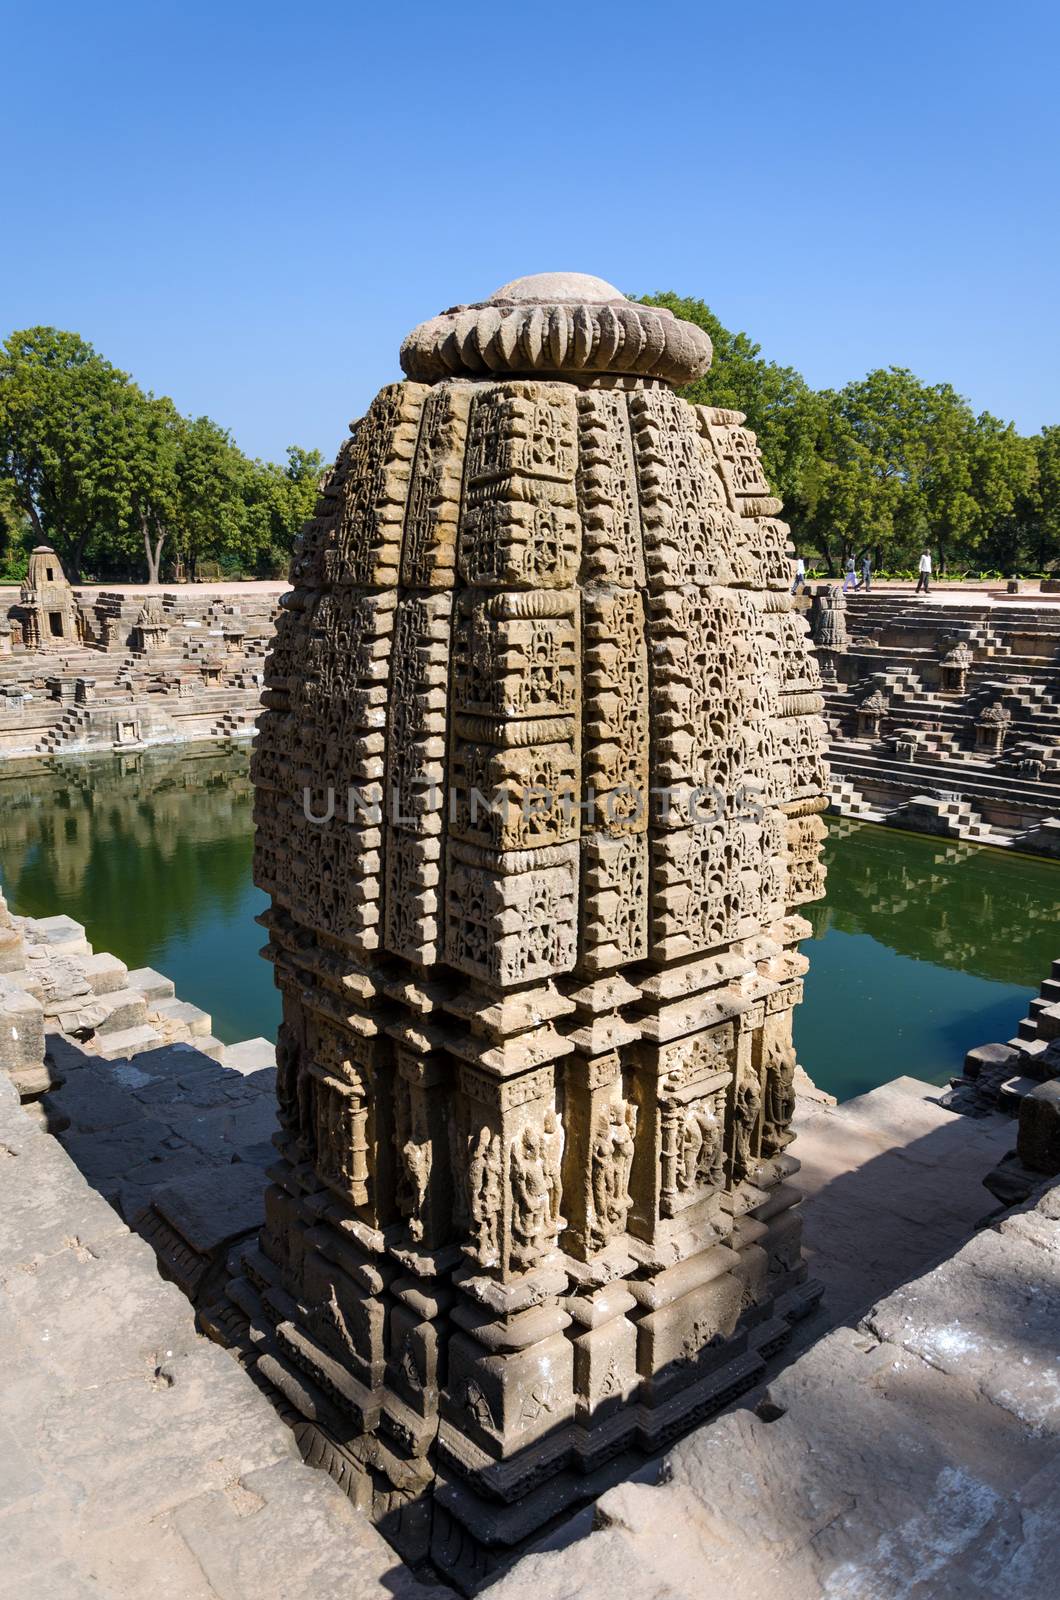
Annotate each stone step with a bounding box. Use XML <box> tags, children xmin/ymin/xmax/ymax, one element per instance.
<box><xmin>224</xmin><ymin>1036</ymin><xmax>275</xmax><ymax>1075</ymax></box>
<box><xmin>1036</xmin><ymin>1002</ymin><xmax>1060</xmax><ymax>1041</ymax></box>
<box><xmin>150</xmin><ymin>996</ymin><xmax>212</xmax><ymax>1037</ymax></box>
<box><xmin>94</xmin><ymin>987</ymin><xmax>150</xmax><ymax>1034</ymax></box>
<box><xmin>1011</xmin><ymin>1035</ymin><xmax>1051</xmax><ymax>1065</ymax></box>
<box><xmin>78</xmin><ymin>951</ymin><xmax>129</xmax><ymax>995</ymax></box>
<box><xmin>93</xmin><ymin>1022</ymin><xmax>162</xmax><ymax>1059</ymax></box>
<box><xmin>193</xmin><ymin>1034</ymin><xmax>226</xmax><ymax>1062</ymax></box>
<box><xmin>25</xmin><ymin>914</ymin><xmax>92</xmax><ymax>955</ymax></box>
<box><xmin>126</xmin><ymin>966</ymin><xmax>176</xmax><ymax>1002</ymax></box>
<box><xmin>996</xmin><ymin>1074</ymin><xmax>1043</xmax><ymax>1111</ymax></box>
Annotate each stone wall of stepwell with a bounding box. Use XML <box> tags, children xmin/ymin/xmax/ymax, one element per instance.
<box><xmin>0</xmin><ymin>581</ymin><xmax>286</xmax><ymax>757</ymax></box>
<box><xmin>3</xmin><ymin>882</ymin><xmax>1060</xmax><ymax>1595</ymax></box>
<box><xmin>810</xmin><ymin>587</ymin><xmax>1060</xmax><ymax>853</ymax></box>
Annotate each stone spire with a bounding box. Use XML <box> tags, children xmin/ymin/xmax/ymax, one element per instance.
<box><xmin>229</xmin><ymin>271</ymin><xmax>829</xmax><ymax>1587</ymax></box>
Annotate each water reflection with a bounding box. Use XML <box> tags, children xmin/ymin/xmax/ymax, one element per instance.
<box><xmin>798</xmin><ymin>819</ymin><xmax>1060</xmax><ymax>1100</ymax></box>
<box><xmin>0</xmin><ymin>746</ymin><xmax>278</xmax><ymax>1045</ymax></box>
<box><xmin>809</xmin><ymin>819</ymin><xmax>1059</xmax><ymax>988</ymax></box>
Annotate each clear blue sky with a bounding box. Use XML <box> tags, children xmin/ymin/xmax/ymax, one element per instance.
<box><xmin>3</xmin><ymin>0</ymin><xmax>1057</xmax><ymax>464</ymax></box>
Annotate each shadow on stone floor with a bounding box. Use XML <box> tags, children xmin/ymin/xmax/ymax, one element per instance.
<box><xmin>42</xmin><ymin>1029</ymin><xmax>278</xmax><ymax>1304</ymax></box>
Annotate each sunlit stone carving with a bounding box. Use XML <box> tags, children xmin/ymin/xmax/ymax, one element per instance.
<box><xmin>235</xmin><ymin>273</ymin><xmax>828</xmax><ymax>1588</ymax></box>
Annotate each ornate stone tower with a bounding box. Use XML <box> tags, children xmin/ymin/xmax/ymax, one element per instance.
<box><xmin>231</xmin><ymin>273</ymin><xmax>828</xmax><ymax>1587</ymax></box>
<box><xmin>17</xmin><ymin>545</ymin><xmax>80</xmax><ymax>649</ymax></box>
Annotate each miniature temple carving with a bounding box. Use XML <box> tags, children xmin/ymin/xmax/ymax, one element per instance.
<box><xmin>219</xmin><ymin>272</ymin><xmax>829</xmax><ymax>1588</ymax></box>
<box><xmin>15</xmin><ymin>546</ymin><xmax>81</xmax><ymax>649</ymax></box>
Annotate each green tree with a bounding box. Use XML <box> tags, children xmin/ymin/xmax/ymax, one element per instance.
<box><xmin>1026</xmin><ymin>426</ymin><xmax>1060</xmax><ymax>572</ymax></box>
<box><xmin>0</xmin><ymin>327</ymin><xmax>144</xmax><ymax>580</ymax></box>
<box><xmin>794</xmin><ymin>370</ymin><xmax>921</xmax><ymax>572</ymax></box>
<box><xmin>239</xmin><ymin>445</ymin><xmax>324</xmax><ymax>577</ymax></box>
<box><xmin>126</xmin><ymin>394</ymin><xmax>183</xmax><ymax>584</ymax></box>
<box><xmin>0</xmin><ymin>477</ymin><xmax>32</xmax><ymax>580</ymax></box>
<box><xmin>638</xmin><ymin>293</ymin><xmax>822</xmax><ymax>514</ymax></box>
<box><xmin>172</xmin><ymin>415</ymin><xmax>247</xmax><ymax>579</ymax></box>
<box><xmin>962</xmin><ymin>416</ymin><xmax>1038</xmax><ymax>574</ymax></box>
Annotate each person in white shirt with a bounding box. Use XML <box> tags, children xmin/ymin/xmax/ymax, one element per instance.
<box><xmin>915</xmin><ymin>550</ymin><xmax>932</xmax><ymax>594</ymax></box>
<box><xmin>791</xmin><ymin>555</ymin><xmax>806</xmax><ymax>594</ymax></box>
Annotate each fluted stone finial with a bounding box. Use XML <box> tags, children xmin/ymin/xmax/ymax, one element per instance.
<box><xmin>400</xmin><ymin>271</ymin><xmax>713</xmax><ymax>386</ymax></box>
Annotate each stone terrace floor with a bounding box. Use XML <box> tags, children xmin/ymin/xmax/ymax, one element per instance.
<box><xmin>488</xmin><ymin>1170</ymin><xmax>1060</xmax><ymax>1600</ymax></box>
<box><xmin>0</xmin><ymin>1066</ymin><xmax>446</xmax><ymax>1600</ymax></box>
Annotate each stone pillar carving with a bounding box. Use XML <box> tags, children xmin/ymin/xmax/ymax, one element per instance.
<box><xmin>216</xmin><ymin>273</ymin><xmax>828</xmax><ymax>1588</ymax></box>
<box><xmin>857</xmin><ymin>686</ymin><xmax>889</xmax><ymax>739</ymax></box>
<box><xmin>939</xmin><ymin>640</ymin><xmax>973</xmax><ymax>694</ymax></box>
<box><xmin>810</xmin><ymin>582</ymin><xmax>846</xmax><ymax>682</ymax></box>
<box><xmin>975</xmin><ymin>701</ymin><xmax>1011</xmax><ymax>754</ymax></box>
<box><xmin>131</xmin><ymin>596</ymin><xmax>170</xmax><ymax>653</ymax></box>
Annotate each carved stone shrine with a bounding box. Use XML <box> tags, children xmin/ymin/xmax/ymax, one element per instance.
<box><xmin>232</xmin><ymin>272</ymin><xmax>829</xmax><ymax>1588</ymax></box>
<box><xmin>16</xmin><ymin>545</ymin><xmax>81</xmax><ymax>648</ymax></box>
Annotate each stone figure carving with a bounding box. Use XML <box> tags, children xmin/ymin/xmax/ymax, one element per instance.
<box><xmin>761</xmin><ymin>1038</ymin><xmax>798</xmax><ymax>1158</ymax></box>
<box><xmin>509</xmin><ymin>1127</ymin><xmax>555</xmax><ymax>1270</ymax></box>
<box><xmin>467</xmin><ymin>1126</ymin><xmax>502</xmax><ymax>1265</ymax></box>
<box><xmin>679</xmin><ymin>1099</ymin><xmax>724</xmax><ymax>1192</ymax></box>
<box><xmin>590</xmin><ymin>1100</ymin><xmax>637</xmax><ymax>1247</ymax></box>
<box><xmin>222</xmin><ymin>272</ymin><xmax>827</xmax><ymax>1582</ymax></box>
<box><xmin>731</xmin><ymin>1072</ymin><xmax>764</xmax><ymax>1183</ymax></box>
<box><xmin>275</xmin><ymin>1019</ymin><xmax>300</xmax><ymax>1131</ymax></box>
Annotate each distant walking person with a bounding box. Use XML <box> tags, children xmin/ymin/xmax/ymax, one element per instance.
<box><xmin>791</xmin><ymin>555</ymin><xmax>806</xmax><ymax>594</ymax></box>
<box><xmin>842</xmin><ymin>554</ymin><xmax>858</xmax><ymax>592</ymax></box>
<box><xmin>915</xmin><ymin>549</ymin><xmax>932</xmax><ymax>594</ymax></box>
<box><xmin>860</xmin><ymin>553</ymin><xmax>872</xmax><ymax>591</ymax></box>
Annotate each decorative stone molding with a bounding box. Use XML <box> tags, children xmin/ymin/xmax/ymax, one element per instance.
<box><xmin>400</xmin><ymin>272</ymin><xmax>713</xmax><ymax>386</ymax></box>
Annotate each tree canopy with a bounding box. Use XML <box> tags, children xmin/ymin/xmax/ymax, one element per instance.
<box><xmin>640</xmin><ymin>294</ymin><xmax>1053</xmax><ymax>576</ymax></box>
<box><xmin>0</xmin><ymin>326</ymin><xmax>323</xmax><ymax>583</ymax></box>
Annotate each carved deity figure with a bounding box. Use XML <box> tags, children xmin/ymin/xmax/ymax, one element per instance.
<box><xmin>275</xmin><ymin>1020</ymin><xmax>300</xmax><ymax>1132</ymax></box>
<box><xmin>731</xmin><ymin>1073</ymin><xmax>763</xmax><ymax>1183</ymax></box>
<box><xmin>590</xmin><ymin>1101</ymin><xmax>638</xmax><ymax>1246</ymax></box>
<box><xmin>509</xmin><ymin>1127</ymin><xmax>552</xmax><ymax>1269</ymax></box>
<box><xmin>761</xmin><ymin>1039</ymin><xmax>797</xmax><ymax>1157</ymax></box>
<box><xmin>678</xmin><ymin>1099</ymin><xmax>723</xmax><ymax>1192</ymax></box>
<box><xmin>400</xmin><ymin>1137</ymin><xmax>431</xmax><ymax>1241</ymax></box>
<box><xmin>468</xmin><ymin>1127</ymin><xmax>501</xmax><ymax>1264</ymax></box>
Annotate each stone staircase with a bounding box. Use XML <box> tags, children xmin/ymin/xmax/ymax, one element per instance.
<box><xmin>34</xmin><ymin>704</ymin><xmax>92</xmax><ymax>753</ymax></box>
<box><xmin>914</xmin><ymin>794</ymin><xmax>1010</xmax><ymax>844</ymax></box>
<box><xmin>1</xmin><ymin>909</ymin><xmax>269</xmax><ymax>1084</ymax></box>
<box><xmin>828</xmin><ymin>776</ymin><xmax>895</xmax><ymax>823</ymax></box>
<box><xmin>208</xmin><ymin>707</ymin><xmax>258</xmax><ymax>738</ymax></box>
<box><xmin>946</xmin><ymin>955</ymin><xmax>1060</xmax><ymax>1120</ymax></box>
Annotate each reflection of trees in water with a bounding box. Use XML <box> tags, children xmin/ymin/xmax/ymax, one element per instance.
<box><xmin>0</xmin><ymin>746</ymin><xmax>256</xmax><ymax>958</ymax></box>
<box><xmin>809</xmin><ymin>822</ymin><xmax>1060</xmax><ymax>988</ymax></box>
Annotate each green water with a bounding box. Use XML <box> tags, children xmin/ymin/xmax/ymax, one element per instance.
<box><xmin>0</xmin><ymin>745</ymin><xmax>280</xmax><ymax>1046</ymax></box>
<box><xmin>1</xmin><ymin>746</ymin><xmax>1057</xmax><ymax>1098</ymax></box>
